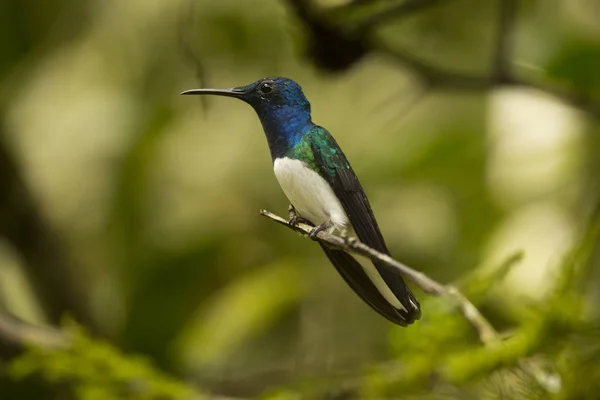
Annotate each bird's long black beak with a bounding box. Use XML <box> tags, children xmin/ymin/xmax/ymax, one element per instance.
<box><xmin>180</xmin><ymin>87</ymin><xmax>248</xmax><ymax>99</ymax></box>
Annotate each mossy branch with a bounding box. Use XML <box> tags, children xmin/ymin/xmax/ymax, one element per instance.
<box><xmin>0</xmin><ymin>313</ymin><xmax>240</xmax><ymax>400</ymax></box>
<box><xmin>0</xmin><ymin>312</ymin><xmax>69</xmax><ymax>359</ymax></box>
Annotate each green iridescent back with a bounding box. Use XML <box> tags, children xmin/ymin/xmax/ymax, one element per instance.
<box><xmin>285</xmin><ymin>126</ymin><xmax>350</xmax><ymax>177</ymax></box>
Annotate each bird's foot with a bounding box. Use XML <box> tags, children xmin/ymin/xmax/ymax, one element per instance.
<box><xmin>287</xmin><ymin>204</ymin><xmax>296</xmax><ymax>220</ymax></box>
<box><xmin>309</xmin><ymin>221</ymin><xmax>332</xmax><ymax>240</ymax></box>
<box><xmin>340</xmin><ymin>228</ymin><xmax>358</xmax><ymax>246</ymax></box>
<box><xmin>288</xmin><ymin>204</ymin><xmax>310</xmax><ymax>227</ymax></box>
<box><xmin>290</xmin><ymin>215</ymin><xmax>310</xmax><ymax>226</ymax></box>
<box><xmin>340</xmin><ymin>228</ymin><xmax>358</xmax><ymax>247</ymax></box>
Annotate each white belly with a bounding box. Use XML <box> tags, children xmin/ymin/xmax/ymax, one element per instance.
<box><xmin>274</xmin><ymin>157</ymin><xmax>406</xmax><ymax>311</ymax></box>
<box><xmin>273</xmin><ymin>157</ymin><xmax>348</xmax><ymax>230</ymax></box>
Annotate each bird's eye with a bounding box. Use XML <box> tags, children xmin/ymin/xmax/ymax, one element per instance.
<box><xmin>259</xmin><ymin>83</ymin><xmax>273</xmax><ymax>94</ymax></box>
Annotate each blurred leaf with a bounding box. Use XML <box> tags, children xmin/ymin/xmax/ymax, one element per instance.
<box><xmin>458</xmin><ymin>251</ymin><xmax>524</xmax><ymax>303</ymax></box>
<box><xmin>546</xmin><ymin>39</ymin><xmax>600</xmax><ymax>94</ymax></box>
<box><xmin>121</xmin><ymin>239</ymin><xmax>226</xmax><ymax>368</ymax></box>
<box><xmin>175</xmin><ymin>261</ymin><xmax>305</xmax><ymax>369</ymax></box>
<box><xmin>107</xmin><ymin>106</ymin><xmax>174</xmax><ymax>276</ymax></box>
<box><xmin>258</xmin><ymin>389</ymin><xmax>303</xmax><ymax>400</ymax></box>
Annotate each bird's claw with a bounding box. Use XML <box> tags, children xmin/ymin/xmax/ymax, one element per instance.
<box><xmin>288</xmin><ymin>204</ymin><xmax>311</xmax><ymax>227</ymax></box>
<box><xmin>289</xmin><ymin>215</ymin><xmax>300</xmax><ymax>226</ymax></box>
<box><xmin>340</xmin><ymin>228</ymin><xmax>358</xmax><ymax>247</ymax></box>
<box><xmin>288</xmin><ymin>215</ymin><xmax>311</xmax><ymax>227</ymax></box>
<box><xmin>309</xmin><ymin>221</ymin><xmax>332</xmax><ymax>240</ymax></box>
<box><xmin>340</xmin><ymin>228</ymin><xmax>358</xmax><ymax>246</ymax></box>
<box><xmin>345</xmin><ymin>236</ymin><xmax>358</xmax><ymax>246</ymax></box>
<box><xmin>287</xmin><ymin>204</ymin><xmax>297</xmax><ymax>221</ymax></box>
<box><xmin>308</xmin><ymin>227</ymin><xmax>321</xmax><ymax>240</ymax></box>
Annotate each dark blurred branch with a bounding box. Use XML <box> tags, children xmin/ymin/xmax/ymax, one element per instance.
<box><xmin>0</xmin><ymin>122</ymin><xmax>95</xmax><ymax>329</ymax></box>
<box><xmin>284</xmin><ymin>0</ymin><xmax>600</xmax><ymax>118</ymax></box>
<box><xmin>381</xmin><ymin>43</ymin><xmax>600</xmax><ymax>117</ymax></box>
<box><xmin>493</xmin><ymin>0</ymin><xmax>517</xmax><ymax>80</ymax></box>
<box><xmin>179</xmin><ymin>0</ymin><xmax>209</xmax><ymax>111</ymax></box>
<box><xmin>380</xmin><ymin>44</ymin><xmax>511</xmax><ymax>89</ymax></box>
<box><xmin>284</xmin><ymin>0</ymin><xmax>369</xmax><ymax>71</ymax></box>
<box><xmin>260</xmin><ymin>209</ymin><xmax>560</xmax><ymax>392</ymax></box>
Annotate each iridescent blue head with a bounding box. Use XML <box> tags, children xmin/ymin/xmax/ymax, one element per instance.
<box><xmin>182</xmin><ymin>77</ymin><xmax>315</xmax><ymax>159</ymax></box>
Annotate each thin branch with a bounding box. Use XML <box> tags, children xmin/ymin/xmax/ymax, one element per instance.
<box><xmin>378</xmin><ymin>43</ymin><xmax>510</xmax><ymax>89</ymax></box>
<box><xmin>377</xmin><ymin>83</ymin><xmax>431</xmax><ymax>134</ymax></box>
<box><xmin>493</xmin><ymin>0</ymin><xmax>517</xmax><ymax>80</ymax></box>
<box><xmin>0</xmin><ymin>311</ymin><xmax>68</xmax><ymax>358</ymax></box>
<box><xmin>259</xmin><ymin>209</ymin><xmax>560</xmax><ymax>392</ymax></box>
<box><xmin>261</xmin><ymin>209</ymin><xmax>446</xmax><ymax>294</ymax></box>
<box><xmin>284</xmin><ymin>0</ymin><xmax>600</xmax><ymax>119</ymax></box>
<box><xmin>445</xmin><ymin>286</ymin><xmax>499</xmax><ymax>344</ymax></box>
<box><xmin>178</xmin><ymin>0</ymin><xmax>209</xmax><ymax>111</ymax></box>
<box><xmin>379</xmin><ymin>44</ymin><xmax>600</xmax><ymax>118</ymax></box>
<box><xmin>259</xmin><ymin>209</ymin><xmax>494</xmax><ymax>337</ymax></box>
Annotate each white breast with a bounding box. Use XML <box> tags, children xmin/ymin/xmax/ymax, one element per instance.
<box><xmin>274</xmin><ymin>157</ymin><xmax>407</xmax><ymax>311</ymax></box>
<box><xmin>273</xmin><ymin>157</ymin><xmax>348</xmax><ymax>230</ymax></box>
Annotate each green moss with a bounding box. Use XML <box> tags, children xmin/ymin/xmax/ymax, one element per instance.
<box><xmin>9</xmin><ymin>321</ymin><xmax>197</xmax><ymax>400</ymax></box>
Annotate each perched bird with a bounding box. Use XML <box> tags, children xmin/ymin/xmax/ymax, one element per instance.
<box><xmin>182</xmin><ymin>77</ymin><xmax>421</xmax><ymax>326</ymax></box>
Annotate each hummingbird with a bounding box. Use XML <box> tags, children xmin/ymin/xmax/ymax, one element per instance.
<box><xmin>181</xmin><ymin>77</ymin><xmax>421</xmax><ymax>326</ymax></box>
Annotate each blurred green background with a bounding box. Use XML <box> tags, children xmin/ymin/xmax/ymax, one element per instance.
<box><xmin>1</xmin><ymin>0</ymin><xmax>600</xmax><ymax>399</ymax></box>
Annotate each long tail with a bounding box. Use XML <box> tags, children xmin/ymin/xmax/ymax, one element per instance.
<box><xmin>319</xmin><ymin>243</ymin><xmax>420</xmax><ymax>326</ymax></box>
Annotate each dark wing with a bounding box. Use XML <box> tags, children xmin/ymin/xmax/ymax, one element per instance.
<box><xmin>309</xmin><ymin>126</ymin><xmax>421</xmax><ymax>324</ymax></box>
<box><xmin>319</xmin><ymin>243</ymin><xmax>408</xmax><ymax>326</ymax></box>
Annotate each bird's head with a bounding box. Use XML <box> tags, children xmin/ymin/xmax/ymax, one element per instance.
<box><xmin>182</xmin><ymin>76</ymin><xmax>312</xmax><ymax>115</ymax></box>
<box><xmin>182</xmin><ymin>77</ymin><xmax>314</xmax><ymax>147</ymax></box>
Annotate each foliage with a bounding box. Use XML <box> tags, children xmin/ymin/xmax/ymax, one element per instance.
<box><xmin>9</xmin><ymin>321</ymin><xmax>197</xmax><ymax>400</ymax></box>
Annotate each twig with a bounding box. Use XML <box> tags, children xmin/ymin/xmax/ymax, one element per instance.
<box><xmin>261</xmin><ymin>209</ymin><xmax>445</xmax><ymax>294</ymax></box>
<box><xmin>259</xmin><ymin>209</ymin><xmax>560</xmax><ymax>392</ymax></box>
<box><xmin>445</xmin><ymin>286</ymin><xmax>499</xmax><ymax>344</ymax></box>
<box><xmin>259</xmin><ymin>209</ymin><xmax>491</xmax><ymax>336</ymax></box>
<box><xmin>178</xmin><ymin>0</ymin><xmax>209</xmax><ymax>111</ymax></box>
<box><xmin>493</xmin><ymin>0</ymin><xmax>517</xmax><ymax>80</ymax></box>
<box><xmin>0</xmin><ymin>311</ymin><xmax>69</xmax><ymax>358</ymax></box>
